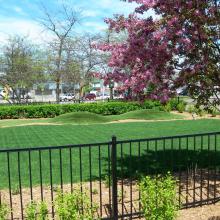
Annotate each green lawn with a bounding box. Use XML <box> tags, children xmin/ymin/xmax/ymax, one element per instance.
<box><xmin>0</xmin><ymin>119</ymin><xmax>220</xmax><ymax>189</ymax></box>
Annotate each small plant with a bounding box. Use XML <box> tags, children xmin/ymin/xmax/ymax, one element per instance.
<box><xmin>0</xmin><ymin>203</ymin><xmax>9</xmax><ymax>220</ymax></box>
<box><xmin>176</xmin><ymin>102</ymin><xmax>185</xmax><ymax>113</ymax></box>
<box><xmin>92</xmin><ymin>189</ymin><xmax>98</xmax><ymax>195</ymax></box>
<box><xmin>139</xmin><ymin>172</ymin><xmax>179</xmax><ymax>220</ymax></box>
<box><xmin>26</xmin><ymin>201</ymin><xmax>37</xmax><ymax>220</ymax></box>
<box><xmin>38</xmin><ymin>202</ymin><xmax>48</xmax><ymax>220</ymax></box>
<box><xmin>187</xmin><ymin>105</ymin><xmax>195</xmax><ymax>114</ymax></box>
<box><xmin>54</xmin><ymin>189</ymin><xmax>98</xmax><ymax>220</ymax></box>
<box><xmin>104</xmin><ymin>175</ymin><xmax>112</xmax><ymax>188</ymax></box>
<box><xmin>12</xmin><ymin>184</ymin><xmax>20</xmax><ymax>195</ymax></box>
<box><xmin>195</xmin><ymin>107</ymin><xmax>206</xmax><ymax>117</ymax></box>
<box><xmin>163</xmin><ymin>103</ymin><xmax>172</xmax><ymax>112</ymax></box>
<box><xmin>209</xmin><ymin>107</ymin><xmax>218</xmax><ymax>117</ymax></box>
<box><xmin>25</xmin><ymin>201</ymin><xmax>48</xmax><ymax>220</ymax></box>
<box><xmin>52</xmin><ymin>185</ymin><xmax>59</xmax><ymax>192</ymax></box>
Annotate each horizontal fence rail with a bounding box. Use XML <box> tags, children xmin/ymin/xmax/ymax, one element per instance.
<box><xmin>0</xmin><ymin>131</ymin><xmax>220</xmax><ymax>219</ymax></box>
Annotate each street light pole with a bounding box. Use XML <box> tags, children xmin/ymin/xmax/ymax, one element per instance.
<box><xmin>109</xmin><ymin>80</ymin><xmax>114</xmax><ymax>100</ymax></box>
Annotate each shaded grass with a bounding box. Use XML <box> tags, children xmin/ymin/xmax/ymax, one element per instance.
<box><xmin>0</xmin><ymin>119</ymin><xmax>219</xmax><ymax>189</ymax></box>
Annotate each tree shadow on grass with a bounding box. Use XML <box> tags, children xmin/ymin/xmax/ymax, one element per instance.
<box><xmin>114</xmin><ymin>149</ymin><xmax>220</xmax><ymax>207</ymax></box>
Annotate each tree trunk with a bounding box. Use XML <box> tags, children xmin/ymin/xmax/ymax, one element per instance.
<box><xmin>56</xmin><ymin>80</ymin><xmax>60</xmax><ymax>103</ymax></box>
<box><xmin>110</xmin><ymin>88</ymin><xmax>113</xmax><ymax>100</ymax></box>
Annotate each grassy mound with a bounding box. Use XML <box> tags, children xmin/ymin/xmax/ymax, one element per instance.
<box><xmin>0</xmin><ymin>109</ymin><xmax>185</xmax><ymax>127</ymax></box>
<box><xmin>51</xmin><ymin>111</ymin><xmax>111</xmax><ymax>124</ymax></box>
<box><xmin>112</xmin><ymin>109</ymin><xmax>184</xmax><ymax>121</ymax></box>
<box><xmin>51</xmin><ymin>109</ymin><xmax>184</xmax><ymax>124</ymax></box>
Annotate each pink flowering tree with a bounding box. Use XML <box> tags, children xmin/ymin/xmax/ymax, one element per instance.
<box><xmin>96</xmin><ymin>0</ymin><xmax>220</xmax><ymax>108</ymax></box>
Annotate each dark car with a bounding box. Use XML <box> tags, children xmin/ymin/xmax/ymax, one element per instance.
<box><xmin>84</xmin><ymin>93</ymin><xmax>96</xmax><ymax>100</ymax></box>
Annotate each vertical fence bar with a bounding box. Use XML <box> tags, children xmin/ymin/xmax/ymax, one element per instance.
<box><xmin>129</xmin><ymin>141</ymin><xmax>133</xmax><ymax>217</ymax></box>
<box><xmin>200</xmin><ymin>136</ymin><xmax>203</xmax><ymax>203</ymax></box>
<box><xmin>193</xmin><ymin>136</ymin><xmax>196</xmax><ymax>206</ymax></box>
<box><xmin>111</xmin><ymin>136</ymin><xmax>118</xmax><ymax>220</ymax></box>
<box><xmin>39</xmin><ymin>150</ymin><xmax>43</xmax><ymax>201</ymax></box>
<box><xmin>214</xmin><ymin>134</ymin><xmax>217</xmax><ymax>201</ymax></box>
<box><xmin>28</xmin><ymin>150</ymin><xmax>33</xmax><ymax>201</ymax></box>
<box><xmin>7</xmin><ymin>152</ymin><xmax>13</xmax><ymax>220</ymax></box>
<box><xmin>89</xmin><ymin>145</ymin><xmax>93</xmax><ymax>208</ymax></box>
<box><xmin>79</xmin><ymin>147</ymin><xmax>84</xmax><ymax>215</ymax></box>
<box><xmin>138</xmin><ymin>141</ymin><xmax>141</xmax><ymax>216</ymax></box>
<box><xmin>17</xmin><ymin>152</ymin><xmax>24</xmax><ymax>220</ymax></box>
<box><xmin>69</xmin><ymin>148</ymin><xmax>73</xmax><ymax>193</ymax></box>
<box><xmin>49</xmin><ymin>149</ymin><xmax>54</xmax><ymax>219</ymax></box>
<box><xmin>207</xmin><ymin>135</ymin><xmax>210</xmax><ymax>201</ymax></box>
<box><xmin>186</xmin><ymin>137</ymin><xmax>189</xmax><ymax>208</ymax></box>
<box><xmin>108</xmin><ymin>144</ymin><xmax>112</xmax><ymax>216</ymax></box>
<box><xmin>59</xmin><ymin>149</ymin><xmax>63</xmax><ymax>191</ymax></box>
<box><xmin>120</xmin><ymin>143</ymin><xmax>124</xmax><ymax>219</ymax></box>
<box><xmin>98</xmin><ymin>145</ymin><xmax>102</xmax><ymax>217</ymax></box>
<box><xmin>178</xmin><ymin>138</ymin><xmax>182</xmax><ymax>207</ymax></box>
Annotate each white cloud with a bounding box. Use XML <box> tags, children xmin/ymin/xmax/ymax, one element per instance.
<box><xmin>0</xmin><ymin>17</ymin><xmax>54</xmax><ymax>45</ymax></box>
<box><xmin>83</xmin><ymin>21</ymin><xmax>107</xmax><ymax>32</ymax></box>
<box><xmin>82</xmin><ymin>10</ymin><xmax>99</xmax><ymax>18</ymax></box>
<box><xmin>14</xmin><ymin>6</ymin><xmax>23</xmax><ymax>13</ymax></box>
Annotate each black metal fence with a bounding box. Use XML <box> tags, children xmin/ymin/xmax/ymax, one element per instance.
<box><xmin>0</xmin><ymin>132</ymin><xmax>220</xmax><ymax>219</ymax></box>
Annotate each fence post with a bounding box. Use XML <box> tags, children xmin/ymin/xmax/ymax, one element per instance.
<box><xmin>111</xmin><ymin>136</ymin><xmax>118</xmax><ymax>220</ymax></box>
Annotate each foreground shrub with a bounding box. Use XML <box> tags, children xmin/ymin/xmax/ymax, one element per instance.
<box><xmin>140</xmin><ymin>172</ymin><xmax>179</xmax><ymax>220</ymax></box>
<box><xmin>55</xmin><ymin>189</ymin><xmax>98</xmax><ymax>220</ymax></box>
<box><xmin>25</xmin><ymin>201</ymin><xmax>48</xmax><ymax>220</ymax></box>
<box><xmin>0</xmin><ymin>203</ymin><xmax>9</xmax><ymax>220</ymax></box>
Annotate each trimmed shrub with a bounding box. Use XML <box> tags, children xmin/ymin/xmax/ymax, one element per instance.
<box><xmin>0</xmin><ymin>101</ymin><xmax>163</xmax><ymax>119</ymax></box>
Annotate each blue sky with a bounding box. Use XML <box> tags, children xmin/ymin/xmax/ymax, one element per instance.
<box><xmin>0</xmin><ymin>0</ymin><xmax>138</xmax><ymax>44</ymax></box>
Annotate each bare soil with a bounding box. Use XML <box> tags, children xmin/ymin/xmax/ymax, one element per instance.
<box><xmin>1</xmin><ymin>173</ymin><xmax>220</xmax><ymax>220</ymax></box>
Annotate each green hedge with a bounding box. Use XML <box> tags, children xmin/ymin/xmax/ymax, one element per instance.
<box><xmin>0</xmin><ymin>102</ymin><xmax>149</xmax><ymax>119</ymax></box>
<box><xmin>0</xmin><ymin>99</ymin><xmax>186</xmax><ymax>119</ymax></box>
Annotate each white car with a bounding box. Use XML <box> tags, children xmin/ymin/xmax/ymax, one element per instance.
<box><xmin>60</xmin><ymin>94</ymin><xmax>75</xmax><ymax>102</ymax></box>
<box><xmin>96</xmin><ymin>94</ymin><xmax>110</xmax><ymax>100</ymax></box>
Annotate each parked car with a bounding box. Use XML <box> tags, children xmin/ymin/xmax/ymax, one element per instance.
<box><xmin>60</xmin><ymin>93</ymin><xmax>75</xmax><ymax>102</ymax></box>
<box><xmin>84</xmin><ymin>93</ymin><xmax>96</xmax><ymax>100</ymax></box>
<box><xmin>96</xmin><ymin>93</ymin><xmax>110</xmax><ymax>100</ymax></box>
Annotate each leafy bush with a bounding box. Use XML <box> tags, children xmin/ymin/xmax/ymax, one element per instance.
<box><xmin>0</xmin><ymin>101</ymin><xmax>163</xmax><ymax>119</ymax></box>
<box><xmin>140</xmin><ymin>172</ymin><xmax>179</xmax><ymax>220</ymax></box>
<box><xmin>176</xmin><ymin>102</ymin><xmax>185</xmax><ymax>113</ymax></box>
<box><xmin>55</xmin><ymin>189</ymin><xmax>98</xmax><ymax>220</ymax></box>
<box><xmin>195</xmin><ymin>107</ymin><xmax>206</xmax><ymax>117</ymax></box>
<box><xmin>0</xmin><ymin>203</ymin><xmax>9</xmax><ymax>220</ymax></box>
<box><xmin>162</xmin><ymin>103</ymin><xmax>172</xmax><ymax>112</ymax></box>
<box><xmin>209</xmin><ymin>107</ymin><xmax>218</xmax><ymax>117</ymax></box>
<box><xmin>25</xmin><ymin>201</ymin><xmax>48</xmax><ymax>220</ymax></box>
<box><xmin>187</xmin><ymin>105</ymin><xmax>195</xmax><ymax>113</ymax></box>
<box><xmin>168</xmin><ymin>98</ymin><xmax>186</xmax><ymax>111</ymax></box>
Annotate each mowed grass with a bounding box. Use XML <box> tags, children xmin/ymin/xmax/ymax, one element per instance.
<box><xmin>0</xmin><ymin>119</ymin><xmax>220</xmax><ymax>189</ymax></box>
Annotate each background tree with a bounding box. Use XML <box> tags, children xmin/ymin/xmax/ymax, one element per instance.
<box><xmin>73</xmin><ymin>34</ymin><xmax>104</xmax><ymax>97</ymax></box>
<box><xmin>0</xmin><ymin>36</ymin><xmax>45</xmax><ymax>103</ymax></box>
<box><xmin>39</xmin><ymin>3</ymin><xmax>80</xmax><ymax>102</ymax></box>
